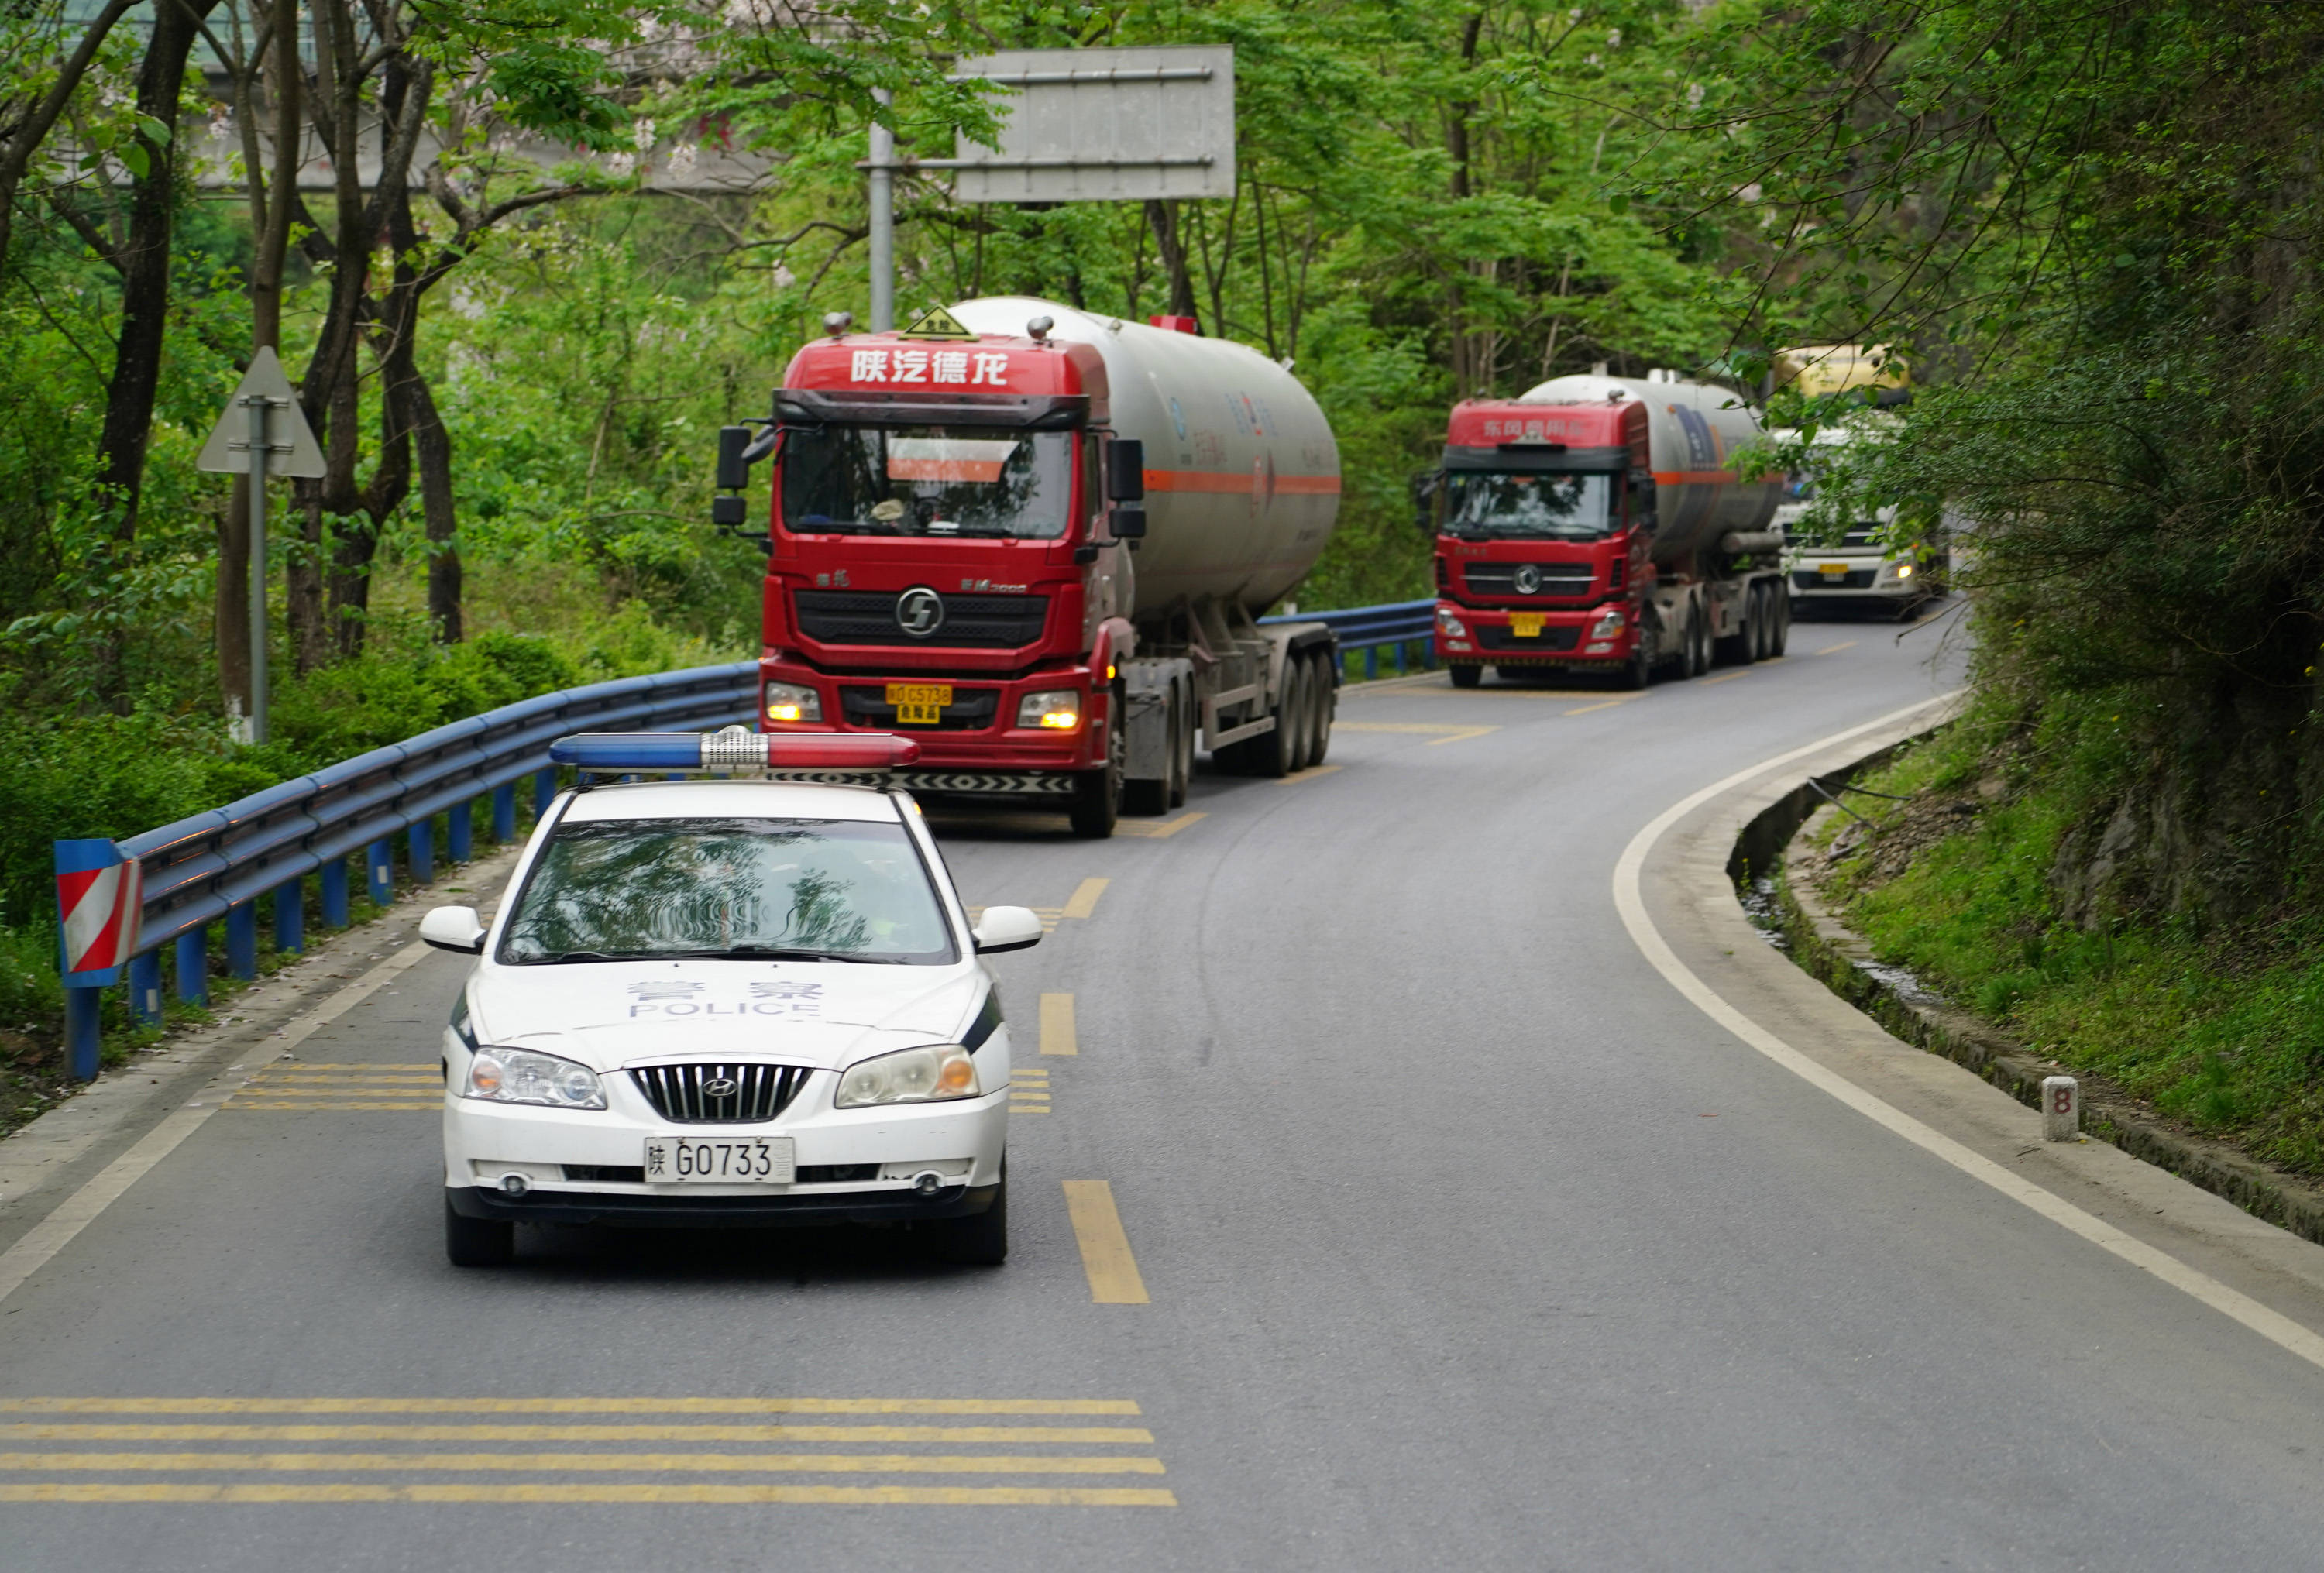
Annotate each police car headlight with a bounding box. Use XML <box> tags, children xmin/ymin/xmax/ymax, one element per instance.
<box><xmin>765</xmin><ymin>682</ymin><xmax>822</xmax><ymax>723</ymax></box>
<box><xmin>464</xmin><ymin>1047</ymin><xmax>607</xmax><ymax>1111</ymax></box>
<box><xmin>834</xmin><ymin>1044</ymin><xmax>980</xmax><ymax>1108</ymax></box>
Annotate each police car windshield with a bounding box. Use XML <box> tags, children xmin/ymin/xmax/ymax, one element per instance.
<box><xmin>1445</xmin><ymin>471</ymin><xmax>1615</xmax><ymax>540</ymax></box>
<box><xmin>499</xmin><ymin>817</ymin><xmax>957</xmax><ymax>966</ymax></box>
<box><xmin>782</xmin><ymin>424</ymin><xmax>1071</xmax><ymax>539</ymax></box>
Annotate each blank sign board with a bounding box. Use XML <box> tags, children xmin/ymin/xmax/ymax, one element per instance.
<box><xmin>947</xmin><ymin>46</ymin><xmax>1235</xmax><ymax>204</ymax></box>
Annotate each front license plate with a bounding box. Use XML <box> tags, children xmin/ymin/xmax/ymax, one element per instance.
<box><xmin>1819</xmin><ymin>562</ymin><xmax>1850</xmax><ymax>579</ymax></box>
<box><xmin>643</xmin><ymin>1135</ymin><xmax>796</xmax><ymax>1184</ymax></box>
<box><xmin>1511</xmin><ymin>613</ymin><xmax>1546</xmax><ymax>638</ymax></box>
<box><xmin>887</xmin><ymin>682</ymin><xmax>952</xmax><ymax>726</ymax></box>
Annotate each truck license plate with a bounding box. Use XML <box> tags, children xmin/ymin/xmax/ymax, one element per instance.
<box><xmin>1511</xmin><ymin>613</ymin><xmax>1546</xmax><ymax>638</ymax></box>
<box><xmin>1819</xmin><ymin>562</ymin><xmax>1850</xmax><ymax>579</ymax></box>
<box><xmin>885</xmin><ymin>682</ymin><xmax>951</xmax><ymax>726</ymax></box>
<box><xmin>643</xmin><ymin>1136</ymin><xmax>795</xmax><ymax>1184</ymax></box>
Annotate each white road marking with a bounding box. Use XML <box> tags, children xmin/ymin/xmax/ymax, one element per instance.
<box><xmin>0</xmin><ymin>939</ymin><xmax>438</xmax><ymax>1309</ymax></box>
<box><xmin>1614</xmin><ymin>694</ymin><xmax>2324</xmax><ymax>1376</ymax></box>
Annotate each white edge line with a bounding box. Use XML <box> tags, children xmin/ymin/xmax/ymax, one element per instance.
<box><xmin>1614</xmin><ymin>692</ymin><xmax>2324</xmax><ymax>1375</ymax></box>
<box><xmin>0</xmin><ymin>938</ymin><xmax>440</xmax><ymax>1308</ymax></box>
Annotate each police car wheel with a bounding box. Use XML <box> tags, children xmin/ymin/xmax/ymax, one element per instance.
<box><xmin>930</xmin><ymin>1174</ymin><xmax>1009</xmax><ymax>1266</ymax></box>
<box><xmin>445</xmin><ymin>1197</ymin><xmax>514</xmax><ymax>1268</ymax></box>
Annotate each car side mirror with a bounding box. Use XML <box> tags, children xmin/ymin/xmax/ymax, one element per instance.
<box><xmin>421</xmin><ymin>905</ymin><xmax>486</xmax><ymax>955</ymax></box>
<box><xmin>1111</xmin><ymin>505</ymin><xmax>1147</xmax><ymax>540</ymax></box>
<box><xmin>971</xmin><ymin>905</ymin><xmax>1043</xmax><ymax>953</ymax></box>
<box><xmin>1107</xmin><ymin>438</ymin><xmax>1146</xmax><ymax>502</ymax></box>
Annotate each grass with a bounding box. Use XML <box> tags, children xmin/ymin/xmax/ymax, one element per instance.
<box><xmin>1811</xmin><ymin>717</ymin><xmax>2324</xmax><ymax>1179</ymax></box>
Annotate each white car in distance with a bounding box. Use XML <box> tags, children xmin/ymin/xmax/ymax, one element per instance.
<box><xmin>423</xmin><ymin>730</ymin><xmax>1040</xmax><ymax>1268</ymax></box>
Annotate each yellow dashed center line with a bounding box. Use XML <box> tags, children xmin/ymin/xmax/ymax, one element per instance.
<box><xmin>1274</xmin><ymin>764</ymin><xmax>1342</xmax><ymax>785</ymax></box>
<box><xmin>0</xmin><ymin>1423</ymin><xmax>1154</xmax><ymax>1444</ymax></box>
<box><xmin>0</xmin><ymin>1483</ymin><xmax>1177</xmax><ymax>1506</ymax></box>
<box><xmin>1040</xmin><ymin>993</ymin><xmax>1077</xmax><ymax>1056</ymax></box>
<box><xmin>1113</xmin><ymin>813</ymin><xmax>1204</xmax><ymax>838</ymax></box>
<box><xmin>1062</xmin><ymin>1182</ymin><xmax>1150</xmax><ymax>1305</ymax></box>
<box><xmin>0</xmin><ymin>1451</ymin><xmax>1164</xmax><ymax>1476</ymax></box>
<box><xmin>0</xmin><ymin>1397</ymin><xmax>1142</xmax><ymax>1417</ymax></box>
<box><xmin>1815</xmin><ymin>641</ymin><xmax>1858</xmax><ymax>655</ymax></box>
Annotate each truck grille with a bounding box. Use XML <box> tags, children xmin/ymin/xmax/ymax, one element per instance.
<box><xmin>1795</xmin><ymin>568</ymin><xmax>1877</xmax><ymax>590</ymax></box>
<box><xmin>840</xmin><ymin>685</ymin><xmax>1001</xmax><ymax>730</ymax></box>
<box><xmin>1463</xmin><ymin>563</ymin><xmax>1595</xmax><ymax>598</ymax></box>
<box><xmin>1475</xmin><ymin>624</ymin><xmax>1583</xmax><ymax>652</ymax></box>
<box><xmin>794</xmin><ymin>589</ymin><xmax>1050</xmax><ymax>648</ymax></box>
<box><xmin>628</xmin><ymin>1063</ymin><xmax>811</xmax><ymax>1123</ymax></box>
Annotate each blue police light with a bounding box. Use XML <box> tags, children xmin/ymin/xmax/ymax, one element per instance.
<box><xmin>548</xmin><ymin>731</ymin><xmax>922</xmax><ymax>771</ymax></box>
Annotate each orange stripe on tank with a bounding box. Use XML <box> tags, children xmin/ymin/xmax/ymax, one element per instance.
<box><xmin>1141</xmin><ymin>469</ymin><xmax>1341</xmax><ymax>495</ymax></box>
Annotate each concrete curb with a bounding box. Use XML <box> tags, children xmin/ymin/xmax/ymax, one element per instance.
<box><xmin>1734</xmin><ymin>726</ymin><xmax>2324</xmax><ymax>1252</ymax></box>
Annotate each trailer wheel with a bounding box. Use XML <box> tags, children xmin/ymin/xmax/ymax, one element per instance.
<box><xmin>1449</xmin><ymin>663</ymin><xmax>1483</xmax><ymax>689</ymax></box>
<box><xmin>1070</xmin><ymin>710</ymin><xmax>1123</xmax><ymax>836</ymax></box>
<box><xmin>1286</xmin><ymin>661</ymin><xmax>1315</xmax><ymax>773</ymax></box>
<box><xmin>1770</xmin><ymin>587</ymin><xmax>1793</xmax><ymax>656</ymax></box>
<box><xmin>1306</xmin><ymin>652</ymin><xmax>1336</xmax><ymax>765</ymax></box>
<box><xmin>1167</xmin><ymin>681</ymin><xmax>1193</xmax><ymax>808</ymax></box>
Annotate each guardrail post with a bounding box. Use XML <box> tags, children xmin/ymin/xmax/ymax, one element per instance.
<box><xmin>225</xmin><ymin>901</ymin><xmax>259</xmax><ymax>981</ymax></box>
<box><xmin>1394</xmin><ymin>641</ymin><xmax>1409</xmax><ymax>676</ymax></box>
<box><xmin>274</xmin><ymin>877</ymin><xmax>304</xmax><ymax>955</ymax></box>
<box><xmin>449</xmin><ymin>799</ymin><xmax>473</xmax><ymax>864</ymax></box>
<box><xmin>1363</xmin><ymin>647</ymin><xmax>1378</xmax><ymax>681</ymax></box>
<box><xmin>409</xmin><ymin>819</ymin><xmax>435</xmax><ymax>885</ymax></box>
<box><xmin>535</xmin><ymin>766</ymin><xmax>556</xmax><ymax>816</ymax></box>
<box><xmin>1423</xmin><ymin>636</ymin><xmax>1437</xmax><ymax>670</ymax></box>
<box><xmin>491</xmin><ymin>783</ymin><xmax>516</xmax><ymax>842</ymax></box>
<box><xmin>321</xmin><ymin>857</ymin><xmax>349</xmax><ymax>927</ymax></box>
<box><xmin>175</xmin><ymin>926</ymin><xmax>208</xmax><ymax>1007</ymax></box>
<box><xmin>64</xmin><ymin>986</ymin><xmax>101</xmax><ymax>1080</ymax></box>
<box><xmin>129</xmin><ymin>950</ymin><xmax>163</xmax><ymax>1025</ymax></box>
<box><xmin>367</xmin><ymin>840</ymin><xmax>394</xmax><ymax>905</ymax></box>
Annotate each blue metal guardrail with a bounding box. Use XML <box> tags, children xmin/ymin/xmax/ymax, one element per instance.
<box><xmin>51</xmin><ymin>596</ymin><xmax>1442</xmax><ymax>1077</ymax></box>
<box><xmin>1260</xmin><ymin>599</ymin><xmax>1437</xmax><ymax>679</ymax></box>
<box><xmin>51</xmin><ymin>660</ymin><xmax>759</xmax><ymax>1077</ymax></box>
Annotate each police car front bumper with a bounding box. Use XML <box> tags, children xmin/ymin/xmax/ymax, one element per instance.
<box><xmin>442</xmin><ymin>1079</ymin><xmax>1009</xmax><ymax>1228</ymax></box>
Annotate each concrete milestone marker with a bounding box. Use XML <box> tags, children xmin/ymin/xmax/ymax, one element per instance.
<box><xmin>2042</xmin><ymin>1075</ymin><xmax>2081</xmax><ymax>1142</ymax></box>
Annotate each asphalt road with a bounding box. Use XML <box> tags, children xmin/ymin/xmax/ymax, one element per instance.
<box><xmin>10</xmin><ymin>608</ymin><xmax>2324</xmax><ymax>1570</ymax></box>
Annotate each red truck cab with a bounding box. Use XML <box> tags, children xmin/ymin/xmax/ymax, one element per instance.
<box><xmin>1427</xmin><ymin>398</ymin><xmax>1657</xmax><ymax>688</ymax></box>
<box><xmin>743</xmin><ymin>315</ymin><xmax>1143</xmax><ymax>819</ymax></box>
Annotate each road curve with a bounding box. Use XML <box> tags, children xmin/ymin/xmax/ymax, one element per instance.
<box><xmin>8</xmin><ymin>616</ymin><xmax>2324</xmax><ymax>1571</ymax></box>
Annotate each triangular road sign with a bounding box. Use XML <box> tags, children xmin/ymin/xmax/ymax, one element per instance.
<box><xmin>197</xmin><ymin>346</ymin><xmax>325</xmax><ymax>477</ymax></box>
<box><xmin>896</xmin><ymin>304</ymin><xmax>978</xmax><ymax>342</ymax></box>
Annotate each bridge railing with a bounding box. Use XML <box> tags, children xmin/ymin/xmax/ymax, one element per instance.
<box><xmin>52</xmin><ymin>594</ymin><xmax>1444</xmax><ymax>1075</ymax></box>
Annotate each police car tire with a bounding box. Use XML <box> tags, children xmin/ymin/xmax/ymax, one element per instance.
<box><xmin>932</xmin><ymin>1174</ymin><xmax>1009</xmax><ymax>1266</ymax></box>
<box><xmin>1449</xmin><ymin>663</ymin><xmax>1483</xmax><ymax>689</ymax></box>
<box><xmin>445</xmin><ymin>1198</ymin><xmax>514</xmax><ymax>1268</ymax></box>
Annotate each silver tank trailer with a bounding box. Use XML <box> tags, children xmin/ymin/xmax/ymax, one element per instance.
<box><xmin>948</xmin><ymin>298</ymin><xmax>1341</xmax><ymax>615</ymax></box>
<box><xmin>1520</xmin><ymin>373</ymin><xmax>1782</xmax><ymax>566</ymax></box>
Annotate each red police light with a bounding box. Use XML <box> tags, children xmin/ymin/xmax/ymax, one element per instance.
<box><xmin>764</xmin><ymin>733</ymin><xmax>920</xmax><ymax>770</ymax></box>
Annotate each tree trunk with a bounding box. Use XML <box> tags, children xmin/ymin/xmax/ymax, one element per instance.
<box><xmin>1144</xmin><ymin>200</ymin><xmax>1199</xmax><ymax>322</ymax></box>
<box><xmin>414</xmin><ymin>373</ymin><xmax>461</xmax><ymax>642</ymax></box>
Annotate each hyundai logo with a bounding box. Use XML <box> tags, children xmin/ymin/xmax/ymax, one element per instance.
<box><xmin>701</xmin><ymin>1077</ymin><xmax>739</xmax><ymax>1098</ymax></box>
<box><xmin>896</xmin><ymin>587</ymin><xmax>946</xmax><ymax>637</ymax></box>
<box><xmin>1512</xmin><ymin>563</ymin><xmax>1543</xmax><ymax>595</ymax></box>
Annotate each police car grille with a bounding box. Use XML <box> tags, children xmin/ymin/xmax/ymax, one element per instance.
<box><xmin>794</xmin><ymin>590</ymin><xmax>1049</xmax><ymax>648</ymax></box>
<box><xmin>629</xmin><ymin>1063</ymin><xmax>811</xmax><ymax>1123</ymax></box>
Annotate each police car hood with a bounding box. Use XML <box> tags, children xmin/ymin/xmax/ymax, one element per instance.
<box><xmin>466</xmin><ymin>960</ymin><xmax>988</xmax><ymax>1073</ymax></box>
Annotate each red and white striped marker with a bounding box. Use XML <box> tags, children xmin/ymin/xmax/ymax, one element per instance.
<box><xmin>54</xmin><ymin>839</ymin><xmax>141</xmax><ymax>986</ymax></box>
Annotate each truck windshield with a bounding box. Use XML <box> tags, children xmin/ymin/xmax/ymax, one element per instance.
<box><xmin>782</xmin><ymin>424</ymin><xmax>1071</xmax><ymax>539</ymax></box>
<box><xmin>1444</xmin><ymin>472</ymin><xmax>1615</xmax><ymax>540</ymax></box>
<box><xmin>498</xmin><ymin>817</ymin><xmax>957</xmax><ymax>966</ymax></box>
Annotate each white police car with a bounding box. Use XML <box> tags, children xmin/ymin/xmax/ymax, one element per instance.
<box><xmin>421</xmin><ymin>730</ymin><xmax>1040</xmax><ymax>1268</ymax></box>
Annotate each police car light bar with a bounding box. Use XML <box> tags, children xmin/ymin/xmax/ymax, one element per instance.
<box><xmin>548</xmin><ymin>731</ymin><xmax>922</xmax><ymax>772</ymax></box>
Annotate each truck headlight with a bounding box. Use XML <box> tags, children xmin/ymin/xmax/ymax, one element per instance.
<box><xmin>835</xmin><ymin>1044</ymin><xmax>980</xmax><ymax>1108</ymax></box>
<box><xmin>464</xmin><ymin>1047</ymin><xmax>606</xmax><ymax>1110</ymax></box>
<box><xmin>1016</xmin><ymin>690</ymin><xmax>1081</xmax><ymax>730</ymax></box>
<box><xmin>765</xmin><ymin>682</ymin><xmax>822</xmax><ymax>723</ymax></box>
<box><xmin>1590</xmin><ymin>608</ymin><xmax>1628</xmax><ymax>638</ymax></box>
<box><xmin>1436</xmin><ymin>609</ymin><xmax>1469</xmax><ymax>638</ymax></box>
<box><xmin>1893</xmin><ymin>562</ymin><xmax>1915</xmax><ymax>579</ymax></box>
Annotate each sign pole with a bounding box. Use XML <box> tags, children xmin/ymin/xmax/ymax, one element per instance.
<box><xmin>246</xmin><ymin>393</ymin><xmax>270</xmax><ymax>745</ymax></box>
<box><xmin>868</xmin><ymin>87</ymin><xmax>894</xmax><ymax>331</ymax></box>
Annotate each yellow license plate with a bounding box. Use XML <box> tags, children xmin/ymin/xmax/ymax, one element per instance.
<box><xmin>886</xmin><ymin>683</ymin><xmax>952</xmax><ymax>726</ymax></box>
<box><xmin>1819</xmin><ymin>562</ymin><xmax>1851</xmax><ymax>578</ymax></box>
<box><xmin>1511</xmin><ymin>613</ymin><xmax>1546</xmax><ymax>638</ymax></box>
